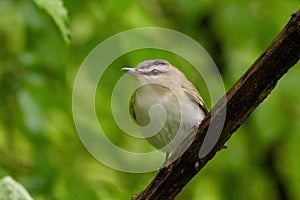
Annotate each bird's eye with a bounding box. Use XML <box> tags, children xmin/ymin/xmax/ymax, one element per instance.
<box><xmin>151</xmin><ymin>69</ymin><xmax>159</xmax><ymax>75</ymax></box>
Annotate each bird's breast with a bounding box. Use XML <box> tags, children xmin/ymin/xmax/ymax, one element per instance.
<box><xmin>133</xmin><ymin>84</ymin><xmax>203</xmax><ymax>126</ymax></box>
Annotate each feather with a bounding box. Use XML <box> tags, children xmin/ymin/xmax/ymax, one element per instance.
<box><xmin>129</xmin><ymin>91</ymin><xmax>137</xmax><ymax>121</ymax></box>
<box><xmin>181</xmin><ymin>83</ymin><xmax>209</xmax><ymax>114</ymax></box>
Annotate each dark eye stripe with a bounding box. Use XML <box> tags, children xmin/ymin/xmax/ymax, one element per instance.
<box><xmin>136</xmin><ymin>60</ymin><xmax>170</xmax><ymax>75</ymax></box>
<box><xmin>150</xmin><ymin>69</ymin><xmax>159</xmax><ymax>75</ymax></box>
<box><xmin>139</xmin><ymin>69</ymin><xmax>166</xmax><ymax>76</ymax></box>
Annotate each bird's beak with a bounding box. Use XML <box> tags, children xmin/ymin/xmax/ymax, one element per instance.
<box><xmin>121</xmin><ymin>67</ymin><xmax>138</xmax><ymax>75</ymax></box>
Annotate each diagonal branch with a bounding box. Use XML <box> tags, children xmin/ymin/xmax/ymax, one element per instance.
<box><xmin>132</xmin><ymin>10</ymin><xmax>300</xmax><ymax>200</ymax></box>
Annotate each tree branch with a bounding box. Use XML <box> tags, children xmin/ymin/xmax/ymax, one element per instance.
<box><xmin>132</xmin><ymin>10</ymin><xmax>300</xmax><ymax>200</ymax></box>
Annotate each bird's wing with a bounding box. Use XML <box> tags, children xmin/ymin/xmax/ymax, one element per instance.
<box><xmin>182</xmin><ymin>82</ymin><xmax>209</xmax><ymax>114</ymax></box>
<box><xmin>129</xmin><ymin>91</ymin><xmax>137</xmax><ymax>121</ymax></box>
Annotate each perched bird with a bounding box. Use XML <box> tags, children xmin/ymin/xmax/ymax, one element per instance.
<box><xmin>122</xmin><ymin>59</ymin><xmax>208</xmax><ymax>159</ymax></box>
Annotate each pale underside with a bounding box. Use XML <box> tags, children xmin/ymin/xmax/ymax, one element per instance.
<box><xmin>130</xmin><ymin>83</ymin><xmax>206</xmax><ymax>154</ymax></box>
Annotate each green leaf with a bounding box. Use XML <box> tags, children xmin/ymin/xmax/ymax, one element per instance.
<box><xmin>0</xmin><ymin>176</ymin><xmax>33</xmax><ymax>200</ymax></box>
<box><xmin>32</xmin><ymin>0</ymin><xmax>71</xmax><ymax>43</ymax></box>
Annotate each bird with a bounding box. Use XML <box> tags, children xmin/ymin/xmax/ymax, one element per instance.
<box><xmin>122</xmin><ymin>59</ymin><xmax>208</xmax><ymax>159</ymax></box>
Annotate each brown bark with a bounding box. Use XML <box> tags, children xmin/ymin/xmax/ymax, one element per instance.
<box><xmin>132</xmin><ymin>11</ymin><xmax>300</xmax><ymax>200</ymax></box>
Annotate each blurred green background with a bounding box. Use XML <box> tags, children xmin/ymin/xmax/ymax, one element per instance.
<box><xmin>1</xmin><ymin>0</ymin><xmax>300</xmax><ymax>199</ymax></box>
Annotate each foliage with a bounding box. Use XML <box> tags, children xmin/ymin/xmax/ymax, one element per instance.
<box><xmin>0</xmin><ymin>0</ymin><xmax>300</xmax><ymax>199</ymax></box>
<box><xmin>32</xmin><ymin>0</ymin><xmax>70</xmax><ymax>43</ymax></box>
<box><xmin>0</xmin><ymin>176</ymin><xmax>33</xmax><ymax>200</ymax></box>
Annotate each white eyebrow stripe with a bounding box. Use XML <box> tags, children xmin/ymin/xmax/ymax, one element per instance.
<box><xmin>148</xmin><ymin>64</ymin><xmax>169</xmax><ymax>71</ymax></box>
<box><xmin>138</xmin><ymin>65</ymin><xmax>158</xmax><ymax>72</ymax></box>
<box><xmin>137</xmin><ymin>65</ymin><xmax>169</xmax><ymax>76</ymax></box>
<box><xmin>148</xmin><ymin>65</ymin><xmax>158</xmax><ymax>71</ymax></box>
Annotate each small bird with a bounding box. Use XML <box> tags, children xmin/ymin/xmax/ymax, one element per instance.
<box><xmin>122</xmin><ymin>59</ymin><xmax>208</xmax><ymax>159</ymax></box>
